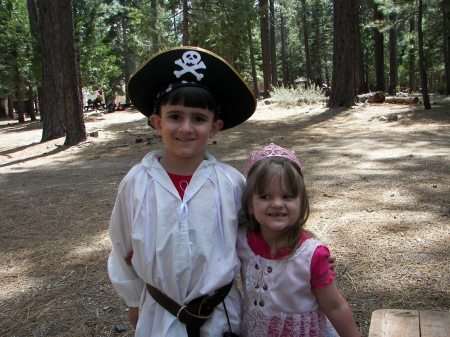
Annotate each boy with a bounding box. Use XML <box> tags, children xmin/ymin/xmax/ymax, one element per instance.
<box><xmin>108</xmin><ymin>47</ymin><xmax>256</xmax><ymax>337</ymax></box>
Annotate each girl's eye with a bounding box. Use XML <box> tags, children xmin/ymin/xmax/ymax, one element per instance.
<box><xmin>260</xmin><ymin>195</ymin><xmax>270</xmax><ymax>200</ymax></box>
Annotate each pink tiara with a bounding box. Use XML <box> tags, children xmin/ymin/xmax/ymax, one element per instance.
<box><xmin>245</xmin><ymin>143</ymin><xmax>302</xmax><ymax>174</ymax></box>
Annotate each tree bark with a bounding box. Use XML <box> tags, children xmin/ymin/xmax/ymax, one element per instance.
<box><xmin>327</xmin><ymin>0</ymin><xmax>359</xmax><ymax>108</ymax></box>
<box><xmin>260</xmin><ymin>0</ymin><xmax>272</xmax><ymax>97</ymax></box>
<box><xmin>385</xmin><ymin>96</ymin><xmax>419</xmax><ymax>104</ymax></box>
<box><xmin>182</xmin><ymin>0</ymin><xmax>189</xmax><ymax>46</ymax></box>
<box><xmin>38</xmin><ymin>0</ymin><xmax>66</xmax><ymax>141</ymax></box>
<box><xmin>409</xmin><ymin>18</ymin><xmax>417</xmax><ymax>92</ymax></box>
<box><xmin>373</xmin><ymin>3</ymin><xmax>385</xmax><ymax>92</ymax></box>
<box><xmin>443</xmin><ymin>5</ymin><xmax>450</xmax><ymax>95</ymax></box>
<box><xmin>280</xmin><ymin>9</ymin><xmax>289</xmax><ymax>86</ymax></box>
<box><xmin>38</xmin><ymin>0</ymin><xmax>86</xmax><ymax>144</ymax></box>
<box><xmin>269</xmin><ymin>0</ymin><xmax>278</xmax><ymax>87</ymax></box>
<box><xmin>301</xmin><ymin>0</ymin><xmax>312</xmax><ymax>82</ymax></box>
<box><xmin>388</xmin><ymin>10</ymin><xmax>398</xmax><ymax>95</ymax></box>
<box><xmin>357</xmin><ymin>91</ymin><xmax>385</xmax><ymax>103</ymax></box>
<box><xmin>60</xmin><ymin>0</ymin><xmax>86</xmax><ymax>145</ymax></box>
<box><xmin>248</xmin><ymin>26</ymin><xmax>259</xmax><ymax>97</ymax></box>
<box><xmin>418</xmin><ymin>0</ymin><xmax>431</xmax><ymax>109</ymax></box>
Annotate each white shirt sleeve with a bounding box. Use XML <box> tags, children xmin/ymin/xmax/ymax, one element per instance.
<box><xmin>108</xmin><ymin>165</ymin><xmax>145</xmax><ymax>307</ymax></box>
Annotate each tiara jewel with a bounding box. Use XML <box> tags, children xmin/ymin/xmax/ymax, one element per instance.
<box><xmin>245</xmin><ymin>143</ymin><xmax>302</xmax><ymax>175</ymax></box>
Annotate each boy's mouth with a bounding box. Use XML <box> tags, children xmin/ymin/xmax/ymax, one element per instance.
<box><xmin>176</xmin><ymin>137</ymin><xmax>194</xmax><ymax>142</ymax></box>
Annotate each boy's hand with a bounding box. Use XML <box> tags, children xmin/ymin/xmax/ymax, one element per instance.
<box><xmin>329</xmin><ymin>253</ymin><xmax>337</xmax><ymax>270</ymax></box>
<box><xmin>128</xmin><ymin>307</ymin><xmax>139</xmax><ymax>329</ymax></box>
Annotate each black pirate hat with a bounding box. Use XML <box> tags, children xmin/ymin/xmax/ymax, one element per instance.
<box><xmin>128</xmin><ymin>46</ymin><xmax>256</xmax><ymax>130</ymax></box>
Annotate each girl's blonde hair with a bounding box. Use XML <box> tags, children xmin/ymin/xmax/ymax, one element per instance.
<box><xmin>241</xmin><ymin>156</ymin><xmax>310</xmax><ymax>257</ymax></box>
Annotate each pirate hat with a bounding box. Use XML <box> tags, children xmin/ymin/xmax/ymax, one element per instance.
<box><xmin>128</xmin><ymin>46</ymin><xmax>256</xmax><ymax>130</ymax></box>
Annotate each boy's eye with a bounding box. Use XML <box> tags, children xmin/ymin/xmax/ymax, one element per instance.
<box><xmin>193</xmin><ymin>116</ymin><xmax>206</xmax><ymax>122</ymax></box>
<box><xmin>168</xmin><ymin>114</ymin><xmax>181</xmax><ymax>120</ymax></box>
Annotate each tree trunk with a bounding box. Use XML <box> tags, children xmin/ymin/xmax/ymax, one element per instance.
<box><xmin>443</xmin><ymin>5</ymin><xmax>450</xmax><ymax>95</ymax></box>
<box><xmin>269</xmin><ymin>0</ymin><xmax>278</xmax><ymax>87</ymax></box>
<box><xmin>385</xmin><ymin>96</ymin><xmax>419</xmax><ymax>104</ymax></box>
<box><xmin>373</xmin><ymin>3</ymin><xmax>385</xmax><ymax>92</ymax></box>
<box><xmin>150</xmin><ymin>0</ymin><xmax>158</xmax><ymax>52</ymax></box>
<box><xmin>248</xmin><ymin>26</ymin><xmax>259</xmax><ymax>97</ymax></box>
<box><xmin>301</xmin><ymin>0</ymin><xmax>312</xmax><ymax>83</ymax></box>
<box><xmin>38</xmin><ymin>0</ymin><xmax>86</xmax><ymax>144</ymax></box>
<box><xmin>28</xmin><ymin>86</ymin><xmax>37</xmax><ymax>121</ymax></box>
<box><xmin>388</xmin><ymin>11</ymin><xmax>398</xmax><ymax>95</ymax></box>
<box><xmin>182</xmin><ymin>0</ymin><xmax>189</xmax><ymax>46</ymax></box>
<box><xmin>27</xmin><ymin>0</ymin><xmax>42</xmax><ymax>122</ymax></box>
<box><xmin>356</xmin><ymin>7</ymin><xmax>367</xmax><ymax>94</ymax></box>
<box><xmin>409</xmin><ymin>18</ymin><xmax>417</xmax><ymax>92</ymax></box>
<box><xmin>8</xmin><ymin>95</ymin><xmax>14</xmax><ymax>119</ymax></box>
<box><xmin>60</xmin><ymin>0</ymin><xmax>86</xmax><ymax>145</ymax></box>
<box><xmin>357</xmin><ymin>91</ymin><xmax>385</xmax><ymax>103</ymax></box>
<box><xmin>280</xmin><ymin>9</ymin><xmax>288</xmax><ymax>86</ymax></box>
<box><xmin>327</xmin><ymin>0</ymin><xmax>358</xmax><ymax>108</ymax></box>
<box><xmin>38</xmin><ymin>0</ymin><xmax>66</xmax><ymax>141</ymax></box>
<box><xmin>418</xmin><ymin>0</ymin><xmax>431</xmax><ymax>109</ymax></box>
<box><xmin>260</xmin><ymin>0</ymin><xmax>272</xmax><ymax>97</ymax></box>
<box><xmin>121</xmin><ymin>15</ymin><xmax>133</xmax><ymax>103</ymax></box>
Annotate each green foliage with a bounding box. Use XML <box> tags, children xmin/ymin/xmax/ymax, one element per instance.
<box><xmin>0</xmin><ymin>0</ymin><xmax>33</xmax><ymax>99</ymax></box>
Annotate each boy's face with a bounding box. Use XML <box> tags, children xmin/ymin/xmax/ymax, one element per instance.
<box><xmin>150</xmin><ymin>104</ymin><xmax>223</xmax><ymax>162</ymax></box>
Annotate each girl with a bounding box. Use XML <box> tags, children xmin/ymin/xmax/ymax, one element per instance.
<box><xmin>237</xmin><ymin>144</ymin><xmax>360</xmax><ymax>337</ymax></box>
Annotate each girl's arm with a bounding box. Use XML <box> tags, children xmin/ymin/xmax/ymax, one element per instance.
<box><xmin>314</xmin><ymin>280</ymin><xmax>361</xmax><ymax>337</ymax></box>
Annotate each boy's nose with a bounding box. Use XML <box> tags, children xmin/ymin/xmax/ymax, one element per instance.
<box><xmin>179</xmin><ymin>120</ymin><xmax>193</xmax><ymax>132</ymax></box>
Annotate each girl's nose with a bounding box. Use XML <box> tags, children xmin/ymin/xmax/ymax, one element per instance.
<box><xmin>271</xmin><ymin>198</ymin><xmax>283</xmax><ymax>208</ymax></box>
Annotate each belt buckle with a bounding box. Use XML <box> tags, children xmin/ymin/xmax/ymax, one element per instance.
<box><xmin>176</xmin><ymin>305</ymin><xmax>188</xmax><ymax>324</ymax></box>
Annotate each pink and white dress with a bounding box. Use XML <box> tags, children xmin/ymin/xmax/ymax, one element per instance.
<box><xmin>237</xmin><ymin>228</ymin><xmax>338</xmax><ymax>337</ymax></box>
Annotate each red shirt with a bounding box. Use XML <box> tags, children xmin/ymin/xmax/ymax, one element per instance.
<box><xmin>167</xmin><ymin>172</ymin><xmax>192</xmax><ymax>199</ymax></box>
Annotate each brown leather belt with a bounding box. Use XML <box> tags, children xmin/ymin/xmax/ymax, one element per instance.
<box><xmin>146</xmin><ymin>281</ymin><xmax>233</xmax><ymax>337</ymax></box>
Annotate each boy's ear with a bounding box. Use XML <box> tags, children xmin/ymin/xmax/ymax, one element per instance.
<box><xmin>149</xmin><ymin>114</ymin><xmax>162</xmax><ymax>134</ymax></box>
<box><xmin>209</xmin><ymin>119</ymin><xmax>223</xmax><ymax>139</ymax></box>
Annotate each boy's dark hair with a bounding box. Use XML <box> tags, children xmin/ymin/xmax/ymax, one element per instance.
<box><xmin>158</xmin><ymin>86</ymin><xmax>220</xmax><ymax>120</ymax></box>
<box><xmin>242</xmin><ymin>156</ymin><xmax>310</xmax><ymax>258</ymax></box>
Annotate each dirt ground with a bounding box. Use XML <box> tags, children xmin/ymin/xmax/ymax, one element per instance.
<box><xmin>0</xmin><ymin>98</ymin><xmax>449</xmax><ymax>337</ymax></box>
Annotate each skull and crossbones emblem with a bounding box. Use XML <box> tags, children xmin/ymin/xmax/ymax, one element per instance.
<box><xmin>174</xmin><ymin>51</ymin><xmax>206</xmax><ymax>81</ymax></box>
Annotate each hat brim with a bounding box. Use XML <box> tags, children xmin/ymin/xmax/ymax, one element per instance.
<box><xmin>128</xmin><ymin>46</ymin><xmax>256</xmax><ymax>130</ymax></box>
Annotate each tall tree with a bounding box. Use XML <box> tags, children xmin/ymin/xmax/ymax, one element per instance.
<box><xmin>388</xmin><ymin>5</ymin><xmax>398</xmax><ymax>95</ymax></box>
<box><xmin>373</xmin><ymin>2</ymin><xmax>385</xmax><ymax>92</ymax></box>
<box><xmin>443</xmin><ymin>1</ymin><xmax>450</xmax><ymax>95</ymax></box>
<box><xmin>409</xmin><ymin>18</ymin><xmax>417</xmax><ymax>92</ymax></box>
<box><xmin>269</xmin><ymin>0</ymin><xmax>278</xmax><ymax>86</ymax></box>
<box><xmin>328</xmin><ymin>0</ymin><xmax>359</xmax><ymax>108</ymax></box>
<box><xmin>38</xmin><ymin>0</ymin><xmax>86</xmax><ymax>144</ymax></box>
<box><xmin>418</xmin><ymin>0</ymin><xmax>431</xmax><ymax>109</ymax></box>
<box><xmin>300</xmin><ymin>0</ymin><xmax>312</xmax><ymax>82</ymax></box>
<box><xmin>260</xmin><ymin>0</ymin><xmax>272</xmax><ymax>97</ymax></box>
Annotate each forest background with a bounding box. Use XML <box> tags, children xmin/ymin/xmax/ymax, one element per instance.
<box><xmin>0</xmin><ymin>0</ymin><xmax>449</xmax><ymax>336</ymax></box>
<box><xmin>0</xmin><ymin>0</ymin><xmax>450</xmax><ymax>146</ymax></box>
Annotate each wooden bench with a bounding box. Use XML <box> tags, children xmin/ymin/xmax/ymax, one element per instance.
<box><xmin>368</xmin><ymin>309</ymin><xmax>450</xmax><ymax>337</ymax></box>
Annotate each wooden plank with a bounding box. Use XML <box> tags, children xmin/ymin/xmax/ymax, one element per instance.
<box><xmin>368</xmin><ymin>309</ymin><xmax>420</xmax><ymax>337</ymax></box>
<box><xmin>419</xmin><ymin>311</ymin><xmax>450</xmax><ymax>337</ymax></box>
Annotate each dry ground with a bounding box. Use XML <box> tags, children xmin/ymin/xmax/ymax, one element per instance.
<box><xmin>0</xmin><ymin>98</ymin><xmax>449</xmax><ymax>337</ymax></box>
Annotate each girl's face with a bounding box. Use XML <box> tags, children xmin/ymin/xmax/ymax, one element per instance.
<box><xmin>249</xmin><ymin>171</ymin><xmax>301</xmax><ymax>243</ymax></box>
